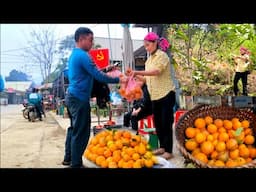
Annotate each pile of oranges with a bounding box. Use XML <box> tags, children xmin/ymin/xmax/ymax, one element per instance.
<box><xmin>184</xmin><ymin>116</ymin><xmax>256</xmax><ymax>167</ymax></box>
<box><xmin>84</xmin><ymin>129</ymin><xmax>158</xmax><ymax>168</ymax></box>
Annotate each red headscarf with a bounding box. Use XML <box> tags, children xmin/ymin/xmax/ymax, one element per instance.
<box><xmin>144</xmin><ymin>32</ymin><xmax>170</xmax><ymax>52</ymax></box>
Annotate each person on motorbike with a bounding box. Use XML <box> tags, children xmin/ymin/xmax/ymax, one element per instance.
<box><xmin>35</xmin><ymin>88</ymin><xmax>46</xmax><ymax>117</ymax></box>
<box><xmin>28</xmin><ymin>88</ymin><xmax>42</xmax><ymax>121</ymax></box>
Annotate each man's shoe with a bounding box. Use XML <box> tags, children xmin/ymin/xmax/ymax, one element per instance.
<box><xmin>62</xmin><ymin>160</ymin><xmax>71</xmax><ymax>166</ymax></box>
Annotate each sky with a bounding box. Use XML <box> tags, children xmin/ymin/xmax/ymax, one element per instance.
<box><xmin>1</xmin><ymin>24</ymin><xmax>148</xmax><ymax>84</ymax></box>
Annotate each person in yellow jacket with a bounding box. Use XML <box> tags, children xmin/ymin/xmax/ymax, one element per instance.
<box><xmin>233</xmin><ymin>46</ymin><xmax>251</xmax><ymax>96</ymax></box>
<box><xmin>128</xmin><ymin>32</ymin><xmax>175</xmax><ymax>160</ymax></box>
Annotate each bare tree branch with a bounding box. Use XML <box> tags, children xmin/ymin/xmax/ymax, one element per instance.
<box><xmin>23</xmin><ymin>26</ymin><xmax>57</xmax><ymax>83</ymax></box>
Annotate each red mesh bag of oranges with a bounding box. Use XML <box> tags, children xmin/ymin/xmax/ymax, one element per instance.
<box><xmin>118</xmin><ymin>76</ymin><xmax>143</xmax><ymax>102</ymax></box>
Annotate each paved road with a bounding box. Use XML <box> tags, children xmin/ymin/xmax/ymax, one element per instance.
<box><xmin>1</xmin><ymin>105</ymin><xmax>66</xmax><ymax>168</ymax></box>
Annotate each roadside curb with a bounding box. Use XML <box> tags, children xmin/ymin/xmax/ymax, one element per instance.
<box><xmin>48</xmin><ymin>111</ymin><xmax>69</xmax><ymax>132</ymax></box>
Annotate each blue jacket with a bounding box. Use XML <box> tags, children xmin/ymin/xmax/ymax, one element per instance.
<box><xmin>68</xmin><ymin>48</ymin><xmax>119</xmax><ymax>102</ymax></box>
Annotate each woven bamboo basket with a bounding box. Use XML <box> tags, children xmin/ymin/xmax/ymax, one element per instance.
<box><xmin>175</xmin><ymin>104</ymin><xmax>256</xmax><ymax>168</ymax></box>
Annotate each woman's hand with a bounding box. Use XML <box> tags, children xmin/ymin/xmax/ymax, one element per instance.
<box><xmin>119</xmin><ymin>76</ymin><xmax>128</xmax><ymax>84</ymax></box>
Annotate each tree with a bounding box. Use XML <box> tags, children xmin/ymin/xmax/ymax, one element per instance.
<box><xmin>167</xmin><ymin>24</ymin><xmax>256</xmax><ymax>95</ymax></box>
<box><xmin>46</xmin><ymin>34</ymin><xmax>102</xmax><ymax>83</ymax></box>
<box><xmin>24</xmin><ymin>26</ymin><xmax>58</xmax><ymax>83</ymax></box>
<box><xmin>5</xmin><ymin>69</ymin><xmax>31</xmax><ymax>81</ymax></box>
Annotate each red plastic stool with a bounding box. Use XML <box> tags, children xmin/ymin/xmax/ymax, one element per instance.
<box><xmin>175</xmin><ymin>110</ymin><xmax>187</xmax><ymax>125</ymax></box>
<box><xmin>138</xmin><ymin>115</ymin><xmax>156</xmax><ymax>135</ymax></box>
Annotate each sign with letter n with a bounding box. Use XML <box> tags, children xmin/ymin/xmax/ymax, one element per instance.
<box><xmin>89</xmin><ymin>49</ymin><xmax>109</xmax><ymax>69</ymax></box>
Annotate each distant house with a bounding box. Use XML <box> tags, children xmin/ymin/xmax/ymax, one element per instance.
<box><xmin>4</xmin><ymin>81</ymin><xmax>32</xmax><ymax>104</ymax></box>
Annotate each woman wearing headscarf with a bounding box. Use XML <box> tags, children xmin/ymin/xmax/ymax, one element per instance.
<box><xmin>129</xmin><ymin>32</ymin><xmax>176</xmax><ymax>160</ymax></box>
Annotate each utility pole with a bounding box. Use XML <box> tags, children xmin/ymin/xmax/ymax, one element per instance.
<box><xmin>107</xmin><ymin>24</ymin><xmax>113</xmax><ymax>64</ymax></box>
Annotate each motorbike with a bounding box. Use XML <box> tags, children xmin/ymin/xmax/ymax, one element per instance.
<box><xmin>22</xmin><ymin>103</ymin><xmax>29</xmax><ymax>119</ymax></box>
<box><xmin>27</xmin><ymin>104</ymin><xmax>42</xmax><ymax>122</ymax></box>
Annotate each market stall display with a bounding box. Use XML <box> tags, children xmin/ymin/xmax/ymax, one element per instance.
<box><xmin>83</xmin><ymin>129</ymin><xmax>174</xmax><ymax>168</ymax></box>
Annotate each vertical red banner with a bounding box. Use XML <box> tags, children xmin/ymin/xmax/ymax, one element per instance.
<box><xmin>89</xmin><ymin>49</ymin><xmax>109</xmax><ymax>69</ymax></box>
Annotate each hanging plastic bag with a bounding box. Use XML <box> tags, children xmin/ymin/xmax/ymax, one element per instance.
<box><xmin>119</xmin><ymin>76</ymin><xmax>143</xmax><ymax>102</ymax></box>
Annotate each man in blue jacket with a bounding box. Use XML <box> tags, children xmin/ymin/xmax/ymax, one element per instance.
<box><xmin>0</xmin><ymin>75</ymin><xmax>4</xmax><ymax>92</ymax></box>
<box><xmin>63</xmin><ymin>27</ymin><xmax>127</xmax><ymax>168</ymax></box>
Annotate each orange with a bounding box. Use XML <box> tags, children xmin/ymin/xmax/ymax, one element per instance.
<box><xmin>201</xmin><ymin>141</ymin><xmax>214</xmax><ymax>155</ymax></box>
<box><xmin>223</xmin><ymin>120</ymin><xmax>233</xmax><ymax>130</ymax></box>
<box><xmin>229</xmin><ymin>149</ymin><xmax>239</xmax><ymax>160</ymax></box>
<box><xmin>238</xmin><ymin>144</ymin><xmax>247</xmax><ymax>150</ymax></box>
<box><xmin>214</xmin><ymin>119</ymin><xmax>223</xmax><ymax>128</ymax></box>
<box><xmin>207</xmin><ymin>135</ymin><xmax>214</xmax><ymax>142</ymax></box>
<box><xmin>244</xmin><ymin>128</ymin><xmax>252</xmax><ymax>136</ymax></box>
<box><xmin>239</xmin><ymin>147</ymin><xmax>250</xmax><ymax>158</ymax></box>
<box><xmin>245</xmin><ymin>157</ymin><xmax>252</xmax><ymax>163</ymax></box>
<box><xmin>100</xmin><ymin>160</ymin><xmax>108</xmax><ymax>168</ymax></box>
<box><xmin>226</xmin><ymin>160</ymin><xmax>238</xmax><ymax>168</ymax></box>
<box><xmin>208</xmin><ymin>160</ymin><xmax>215</xmax><ymax>166</ymax></box>
<box><xmin>235</xmin><ymin>131</ymin><xmax>245</xmax><ymax>143</ymax></box>
<box><xmin>194</xmin><ymin>152</ymin><xmax>208</xmax><ymax>164</ymax></box>
<box><xmin>228</xmin><ymin>130</ymin><xmax>235</xmax><ymax>138</ymax></box>
<box><xmin>185</xmin><ymin>127</ymin><xmax>196</xmax><ymax>138</ymax></box>
<box><xmin>96</xmin><ymin>147</ymin><xmax>105</xmax><ymax>156</ymax></box>
<box><xmin>84</xmin><ymin>150</ymin><xmax>90</xmax><ymax>159</ymax></box>
<box><xmin>218</xmin><ymin>127</ymin><xmax>226</xmax><ymax>133</ymax></box>
<box><xmin>249</xmin><ymin>148</ymin><xmax>256</xmax><ymax>158</ymax></box>
<box><xmin>226</xmin><ymin>139</ymin><xmax>238</xmax><ymax>150</ymax></box>
<box><xmin>216</xmin><ymin>141</ymin><xmax>226</xmax><ymax>152</ymax></box>
<box><xmin>103</xmin><ymin>149</ymin><xmax>112</xmax><ymax>158</ymax></box>
<box><xmin>118</xmin><ymin>159</ymin><xmax>125</xmax><ymax>168</ymax></box>
<box><xmin>90</xmin><ymin>154</ymin><xmax>98</xmax><ymax>162</ymax></box>
<box><xmin>214</xmin><ymin>160</ymin><xmax>225</xmax><ymax>167</ymax></box>
<box><xmin>236</xmin><ymin>157</ymin><xmax>246</xmax><ymax>166</ymax></box>
<box><xmin>133</xmin><ymin>161</ymin><xmax>142</xmax><ymax>168</ymax></box>
<box><xmin>113</xmin><ymin>131</ymin><xmax>122</xmax><ymax>140</ymax></box>
<box><xmin>132</xmin><ymin>153</ymin><xmax>140</xmax><ymax>161</ymax></box>
<box><xmin>207</xmin><ymin>124</ymin><xmax>217</xmax><ymax>134</ymax></box>
<box><xmin>122</xmin><ymin>131</ymin><xmax>132</xmax><ymax>139</ymax></box>
<box><xmin>115</xmin><ymin>140</ymin><xmax>123</xmax><ymax>149</ymax></box>
<box><xmin>212</xmin><ymin>132</ymin><xmax>219</xmax><ymax>140</ymax></box>
<box><xmin>195</xmin><ymin>133</ymin><xmax>206</xmax><ymax>144</ymax></box>
<box><xmin>244</xmin><ymin>135</ymin><xmax>255</xmax><ymax>145</ymax></box>
<box><xmin>144</xmin><ymin>159</ymin><xmax>154</xmax><ymax>168</ymax></box>
<box><xmin>192</xmin><ymin>148</ymin><xmax>201</xmax><ymax>156</ymax></box>
<box><xmin>90</xmin><ymin>137</ymin><xmax>99</xmax><ymax>145</ymax></box>
<box><xmin>241</xmin><ymin>120</ymin><xmax>250</xmax><ymax>129</ymax></box>
<box><xmin>119</xmin><ymin>88</ymin><xmax>126</xmax><ymax>96</ymax></box>
<box><xmin>96</xmin><ymin>155</ymin><xmax>105</xmax><ymax>166</ymax></box>
<box><xmin>232</xmin><ymin>121</ymin><xmax>242</xmax><ymax>130</ymax></box>
<box><xmin>211</xmin><ymin>151</ymin><xmax>218</xmax><ymax>160</ymax></box>
<box><xmin>138</xmin><ymin>144</ymin><xmax>147</xmax><ymax>155</ymax></box>
<box><xmin>218</xmin><ymin>132</ymin><xmax>229</xmax><ymax>142</ymax></box>
<box><xmin>109</xmin><ymin>143</ymin><xmax>117</xmax><ymax>152</ymax></box>
<box><xmin>231</xmin><ymin>118</ymin><xmax>240</xmax><ymax>124</ymax></box>
<box><xmin>108</xmin><ymin>161</ymin><xmax>118</xmax><ymax>168</ymax></box>
<box><xmin>185</xmin><ymin>139</ymin><xmax>198</xmax><ymax>151</ymax></box>
<box><xmin>126</xmin><ymin>147</ymin><xmax>135</xmax><ymax>156</ymax></box>
<box><xmin>205</xmin><ymin>116</ymin><xmax>213</xmax><ymax>125</ymax></box>
<box><xmin>194</xmin><ymin>118</ymin><xmax>206</xmax><ymax>129</ymax></box>
<box><xmin>98</xmin><ymin>137</ymin><xmax>106</xmax><ymax>147</ymax></box>
<box><xmin>112</xmin><ymin>154</ymin><xmax>121</xmax><ymax>163</ymax></box>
